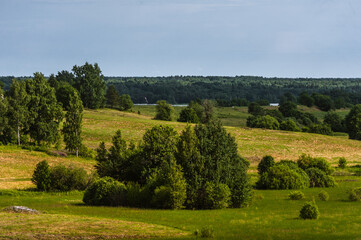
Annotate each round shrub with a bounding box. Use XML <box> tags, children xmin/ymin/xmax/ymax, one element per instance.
<box><xmin>32</xmin><ymin>160</ymin><xmax>51</xmax><ymax>191</ymax></box>
<box><xmin>289</xmin><ymin>191</ymin><xmax>305</xmax><ymax>200</ymax></box>
<box><xmin>257</xmin><ymin>155</ymin><xmax>275</xmax><ymax>175</ymax></box>
<box><xmin>50</xmin><ymin>164</ymin><xmax>88</xmax><ymax>191</ymax></box>
<box><xmin>306</xmin><ymin>168</ymin><xmax>336</xmax><ymax>188</ymax></box>
<box><xmin>280</xmin><ymin>119</ymin><xmax>301</xmax><ymax>132</ymax></box>
<box><xmin>256</xmin><ymin>164</ymin><xmax>309</xmax><ymax>190</ymax></box>
<box><xmin>338</xmin><ymin>157</ymin><xmax>347</xmax><ymax>169</ymax></box>
<box><xmin>297</xmin><ymin>154</ymin><xmax>334</xmax><ymax>175</ymax></box>
<box><xmin>277</xmin><ymin>160</ymin><xmax>310</xmax><ymax>187</ymax></box>
<box><xmin>300</xmin><ymin>201</ymin><xmax>319</xmax><ymax>220</ymax></box>
<box><xmin>83</xmin><ymin>177</ymin><xmax>127</xmax><ymax>206</ymax></box>
<box><xmin>349</xmin><ymin>187</ymin><xmax>361</xmax><ymax>201</ymax></box>
<box><xmin>318</xmin><ymin>190</ymin><xmax>329</xmax><ymax>201</ymax></box>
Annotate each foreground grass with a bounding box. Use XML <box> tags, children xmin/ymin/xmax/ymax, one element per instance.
<box><xmin>0</xmin><ymin>176</ymin><xmax>360</xmax><ymax>239</ymax></box>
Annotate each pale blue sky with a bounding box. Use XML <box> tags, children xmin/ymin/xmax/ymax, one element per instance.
<box><xmin>1</xmin><ymin>0</ymin><xmax>361</xmax><ymax>77</ymax></box>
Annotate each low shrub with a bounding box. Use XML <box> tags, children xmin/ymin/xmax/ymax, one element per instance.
<box><xmin>349</xmin><ymin>187</ymin><xmax>361</xmax><ymax>201</ymax></box>
<box><xmin>280</xmin><ymin>119</ymin><xmax>301</xmax><ymax>132</ymax></box>
<box><xmin>299</xmin><ymin>201</ymin><xmax>319</xmax><ymax>220</ymax></box>
<box><xmin>289</xmin><ymin>191</ymin><xmax>305</xmax><ymax>200</ymax></box>
<box><xmin>83</xmin><ymin>177</ymin><xmax>127</xmax><ymax>206</ymax></box>
<box><xmin>318</xmin><ymin>190</ymin><xmax>329</xmax><ymax>201</ymax></box>
<box><xmin>297</xmin><ymin>154</ymin><xmax>334</xmax><ymax>175</ymax></box>
<box><xmin>306</xmin><ymin>168</ymin><xmax>336</xmax><ymax>188</ymax></box>
<box><xmin>256</xmin><ymin>164</ymin><xmax>309</xmax><ymax>190</ymax></box>
<box><xmin>338</xmin><ymin>157</ymin><xmax>347</xmax><ymax>169</ymax></box>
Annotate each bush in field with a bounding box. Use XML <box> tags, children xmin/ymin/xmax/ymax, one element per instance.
<box><xmin>32</xmin><ymin>160</ymin><xmax>51</xmax><ymax>191</ymax></box>
<box><xmin>300</xmin><ymin>201</ymin><xmax>319</xmax><ymax>219</ymax></box>
<box><xmin>338</xmin><ymin>157</ymin><xmax>347</xmax><ymax>169</ymax></box>
<box><xmin>50</xmin><ymin>164</ymin><xmax>88</xmax><ymax>191</ymax></box>
<box><xmin>280</xmin><ymin>119</ymin><xmax>301</xmax><ymax>132</ymax></box>
<box><xmin>257</xmin><ymin>155</ymin><xmax>275</xmax><ymax>175</ymax></box>
<box><xmin>155</xmin><ymin>100</ymin><xmax>174</xmax><ymax>121</ymax></box>
<box><xmin>289</xmin><ymin>191</ymin><xmax>305</xmax><ymax>200</ymax></box>
<box><xmin>306</xmin><ymin>168</ymin><xmax>336</xmax><ymax>188</ymax></box>
<box><xmin>349</xmin><ymin>187</ymin><xmax>361</xmax><ymax>201</ymax></box>
<box><xmin>297</xmin><ymin>154</ymin><xmax>334</xmax><ymax>175</ymax></box>
<box><xmin>247</xmin><ymin>115</ymin><xmax>280</xmax><ymax>130</ymax></box>
<box><xmin>318</xmin><ymin>190</ymin><xmax>329</xmax><ymax>201</ymax></box>
<box><xmin>308</xmin><ymin>124</ymin><xmax>332</xmax><ymax>135</ymax></box>
<box><xmin>200</xmin><ymin>182</ymin><xmax>231</xmax><ymax>209</ymax></box>
<box><xmin>256</xmin><ymin>164</ymin><xmax>309</xmax><ymax>190</ymax></box>
<box><xmin>83</xmin><ymin>177</ymin><xmax>127</xmax><ymax>206</ymax></box>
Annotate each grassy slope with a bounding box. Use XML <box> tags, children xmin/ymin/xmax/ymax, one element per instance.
<box><xmin>1</xmin><ymin>106</ymin><xmax>361</xmax><ymax>239</ymax></box>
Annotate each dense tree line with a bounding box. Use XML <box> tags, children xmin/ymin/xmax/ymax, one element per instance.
<box><xmin>99</xmin><ymin>76</ymin><xmax>361</xmax><ymax>105</ymax></box>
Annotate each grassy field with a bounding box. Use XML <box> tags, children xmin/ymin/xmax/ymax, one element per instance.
<box><xmin>1</xmin><ymin>106</ymin><xmax>361</xmax><ymax>239</ymax></box>
<box><xmin>0</xmin><ymin>175</ymin><xmax>360</xmax><ymax>239</ymax></box>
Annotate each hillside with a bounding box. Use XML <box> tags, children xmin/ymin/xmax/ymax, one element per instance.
<box><xmin>1</xmin><ymin>107</ymin><xmax>360</xmax><ymax>190</ymax></box>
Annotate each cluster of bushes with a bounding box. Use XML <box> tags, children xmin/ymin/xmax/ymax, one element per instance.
<box><xmin>246</xmin><ymin>101</ymin><xmax>332</xmax><ymax>135</ymax></box>
<box><xmin>86</xmin><ymin>121</ymin><xmax>252</xmax><ymax>209</ymax></box>
<box><xmin>32</xmin><ymin>160</ymin><xmax>94</xmax><ymax>191</ymax></box>
<box><xmin>256</xmin><ymin>155</ymin><xmax>335</xmax><ymax>190</ymax></box>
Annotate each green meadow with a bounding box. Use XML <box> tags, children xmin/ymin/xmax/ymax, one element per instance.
<box><xmin>0</xmin><ymin>106</ymin><xmax>360</xmax><ymax>239</ymax></box>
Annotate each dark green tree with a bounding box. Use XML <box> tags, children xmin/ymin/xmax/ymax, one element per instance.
<box><xmin>55</xmin><ymin>82</ymin><xmax>78</xmax><ymax>110</ymax></box>
<box><xmin>7</xmin><ymin>79</ymin><xmax>29</xmax><ymax>145</ymax></box>
<box><xmin>201</xmin><ymin>99</ymin><xmax>214</xmax><ymax>123</ymax></box>
<box><xmin>25</xmin><ymin>73</ymin><xmax>64</xmax><ymax>145</ymax></box>
<box><xmin>106</xmin><ymin>85</ymin><xmax>120</xmax><ymax>108</ymax></box>
<box><xmin>195</xmin><ymin>120</ymin><xmax>252</xmax><ymax>207</ymax></box>
<box><xmin>119</xmin><ymin>94</ymin><xmax>133</xmax><ymax>111</ymax></box>
<box><xmin>345</xmin><ymin>104</ymin><xmax>361</xmax><ymax>140</ymax></box>
<box><xmin>298</xmin><ymin>92</ymin><xmax>314</xmax><ymax>107</ymax></box>
<box><xmin>142</xmin><ymin>125</ymin><xmax>178</xmax><ymax>172</ymax></box>
<box><xmin>32</xmin><ymin>160</ymin><xmax>51</xmax><ymax>191</ymax></box>
<box><xmin>279</xmin><ymin>101</ymin><xmax>298</xmax><ymax>117</ymax></box>
<box><xmin>176</xmin><ymin>125</ymin><xmax>203</xmax><ymax>208</ymax></box>
<box><xmin>178</xmin><ymin>107</ymin><xmax>199</xmax><ymax>123</ymax></box>
<box><xmin>323</xmin><ymin>112</ymin><xmax>345</xmax><ymax>132</ymax></box>
<box><xmin>95</xmin><ymin>130</ymin><xmax>131</xmax><ymax>181</ymax></box>
<box><xmin>62</xmin><ymin>92</ymin><xmax>83</xmax><ymax>157</ymax></box>
<box><xmin>248</xmin><ymin>102</ymin><xmax>264</xmax><ymax>116</ymax></box>
<box><xmin>155</xmin><ymin>100</ymin><xmax>174</xmax><ymax>121</ymax></box>
<box><xmin>189</xmin><ymin>101</ymin><xmax>205</xmax><ymax>122</ymax></box>
<box><xmin>72</xmin><ymin>62</ymin><xmax>106</xmax><ymax>109</ymax></box>
<box><xmin>312</xmin><ymin>93</ymin><xmax>333</xmax><ymax>112</ymax></box>
<box><xmin>56</xmin><ymin>70</ymin><xmax>75</xmax><ymax>86</ymax></box>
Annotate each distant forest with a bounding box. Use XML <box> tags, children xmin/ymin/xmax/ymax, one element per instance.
<box><xmin>2</xmin><ymin>75</ymin><xmax>361</xmax><ymax>105</ymax></box>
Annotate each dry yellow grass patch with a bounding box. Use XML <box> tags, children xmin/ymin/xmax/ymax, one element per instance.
<box><xmin>0</xmin><ymin>212</ymin><xmax>188</xmax><ymax>239</ymax></box>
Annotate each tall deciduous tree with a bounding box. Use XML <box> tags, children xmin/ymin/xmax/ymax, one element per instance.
<box><xmin>63</xmin><ymin>92</ymin><xmax>83</xmax><ymax>157</ymax></box>
<box><xmin>26</xmin><ymin>72</ymin><xmax>63</xmax><ymax>145</ymax></box>
<box><xmin>7</xmin><ymin>79</ymin><xmax>29</xmax><ymax>145</ymax></box>
<box><xmin>72</xmin><ymin>62</ymin><xmax>106</xmax><ymax>109</ymax></box>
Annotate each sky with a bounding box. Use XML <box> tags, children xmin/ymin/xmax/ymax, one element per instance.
<box><xmin>1</xmin><ymin>0</ymin><xmax>361</xmax><ymax>77</ymax></box>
